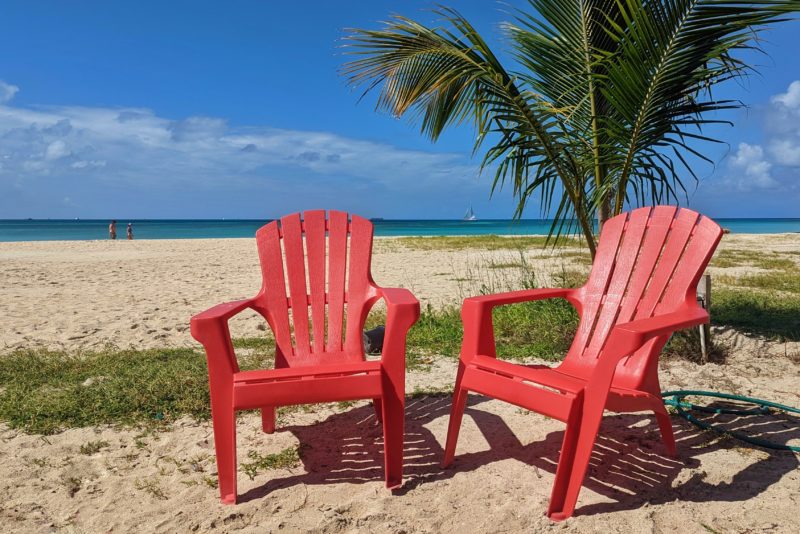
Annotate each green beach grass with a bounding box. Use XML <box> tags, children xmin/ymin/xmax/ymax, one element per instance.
<box><xmin>392</xmin><ymin>234</ymin><xmax>583</xmax><ymax>251</ymax></box>
<box><xmin>1</xmin><ymin>239</ymin><xmax>797</xmax><ymax>435</ymax></box>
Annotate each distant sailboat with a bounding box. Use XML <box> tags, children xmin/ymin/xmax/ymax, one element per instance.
<box><xmin>463</xmin><ymin>204</ymin><xmax>477</xmax><ymax>221</ymax></box>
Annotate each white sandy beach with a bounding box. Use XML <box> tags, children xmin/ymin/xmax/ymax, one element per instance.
<box><xmin>0</xmin><ymin>236</ymin><xmax>595</xmax><ymax>352</ymax></box>
<box><xmin>0</xmin><ymin>234</ymin><xmax>799</xmax><ymax>533</ymax></box>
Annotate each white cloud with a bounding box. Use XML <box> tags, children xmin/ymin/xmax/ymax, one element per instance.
<box><xmin>720</xmin><ymin>80</ymin><xmax>800</xmax><ymax>195</ymax></box>
<box><xmin>70</xmin><ymin>159</ymin><xmax>106</xmax><ymax>169</ymax></box>
<box><xmin>169</xmin><ymin>116</ymin><xmax>227</xmax><ymax>142</ymax></box>
<box><xmin>764</xmin><ymin>79</ymin><xmax>800</xmax><ymax>167</ymax></box>
<box><xmin>0</xmin><ymin>80</ymin><xmax>19</xmax><ymax>104</ymax></box>
<box><xmin>771</xmin><ymin>80</ymin><xmax>800</xmax><ymax>110</ymax></box>
<box><xmin>769</xmin><ymin>139</ymin><xmax>800</xmax><ymax>167</ymax></box>
<box><xmin>727</xmin><ymin>142</ymin><xmax>778</xmax><ymax>190</ymax></box>
<box><xmin>45</xmin><ymin>140</ymin><xmax>70</xmax><ymax>160</ymax></box>
<box><xmin>0</xmin><ymin>94</ymin><xmax>476</xmax><ymax>194</ymax></box>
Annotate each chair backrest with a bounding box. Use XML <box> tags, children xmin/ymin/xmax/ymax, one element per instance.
<box><xmin>254</xmin><ymin>210</ymin><xmax>379</xmax><ymax>367</ymax></box>
<box><xmin>559</xmin><ymin>206</ymin><xmax>722</xmax><ymax>391</ymax></box>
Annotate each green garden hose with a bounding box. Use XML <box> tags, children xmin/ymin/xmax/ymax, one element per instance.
<box><xmin>661</xmin><ymin>390</ymin><xmax>800</xmax><ymax>453</ymax></box>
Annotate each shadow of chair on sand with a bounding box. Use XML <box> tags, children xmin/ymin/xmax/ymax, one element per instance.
<box><xmin>237</xmin><ymin>393</ymin><xmax>799</xmax><ymax>517</ymax></box>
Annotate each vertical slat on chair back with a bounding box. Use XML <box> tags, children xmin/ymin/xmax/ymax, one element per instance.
<box><xmin>304</xmin><ymin>211</ymin><xmax>327</xmax><ymax>354</ymax></box>
<box><xmin>281</xmin><ymin>213</ymin><xmax>311</xmax><ymax>354</ymax></box>
<box><xmin>326</xmin><ymin>211</ymin><xmax>349</xmax><ymax>353</ymax></box>
<box><xmin>255</xmin><ymin>210</ymin><xmax>376</xmax><ymax>364</ymax></box>
<box><xmin>255</xmin><ymin>220</ymin><xmax>293</xmax><ymax>364</ymax></box>
<box><xmin>344</xmin><ymin>215</ymin><xmax>376</xmax><ymax>354</ymax></box>
<box><xmin>563</xmin><ymin>207</ymin><xmax>722</xmax><ymax>388</ymax></box>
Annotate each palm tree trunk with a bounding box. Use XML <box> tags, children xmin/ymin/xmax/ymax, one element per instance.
<box><xmin>597</xmin><ymin>195</ymin><xmax>611</xmax><ymax>233</ymax></box>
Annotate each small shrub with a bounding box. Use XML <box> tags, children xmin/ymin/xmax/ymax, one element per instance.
<box><xmin>663</xmin><ymin>330</ymin><xmax>727</xmax><ymax>363</ymax></box>
<box><xmin>79</xmin><ymin>440</ymin><xmax>110</xmax><ymax>455</ymax></box>
<box><xmin>240</xmin><ymin>446</ymin><xmax>302</xmax><ymax>480</ymax></box>
<box><xmin>135</xmin><ymin>478</ymin><xmax>168</xmax><ymax>500</ymax></box>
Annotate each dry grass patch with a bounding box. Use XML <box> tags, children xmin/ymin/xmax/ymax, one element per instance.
<box><xmin>393</xmin><ymin>234</ymin><xmax>583</xmax><ymax>251</ymax></box>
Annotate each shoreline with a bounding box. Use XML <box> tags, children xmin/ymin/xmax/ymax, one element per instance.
<box><xmin>3</xmin><ymin>216</ymin><xmax>800</xmax><ymax>243</ymax></box>
<box><xmin>0</xmin><ymin>231</ymin><xmax>799</xmax><ymax>245</ymax></box>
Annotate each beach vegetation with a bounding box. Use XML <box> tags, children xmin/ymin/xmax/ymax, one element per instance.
<box><xmin>62</xmin><ymin>475</ymin><xmax>82</xmax><ymax>498</ymax></box>
<box><xmin>0</xmin><ymin>289</ymin><xmax>793</xmax><ymax>434</ymax></box>
<box><xmin>343</xmin><ymin>1</ymin><xmax>798</xmax><ymax>257</ymax></box>
<box><xmin>718</xmin><ymin>270</ymin><xmax>800</xmax><ymax>295</ymax></box>
<box><xmin>393</xmin><ymin>234</ymin><xmax>575</xmax><ymax>251</ymax></box>
<box><xmin>487</xmin><ymin>261</ymin><xmax>527</xmax><ymax>269</ymax></box>
<box><xmin>135</xmin><ymin>478</ymin><xmax>168</xmax><ymax>500</ymax></box>
<box><xmin>400</xmin><ymin>299</ymin><xmax>580</xmax><ymax>362</ymax></box>
<box><xmin>711</xmin><ymin>249</ymin><xmax>798</xmax><ymax>271</ymax></box>
<box><xmin>711</xmin><ymin>289</ymin><xmax>800</xmax><ymax>341</ymax></box>
<box><xmin>410</xmin><ymin>386</ymin><xmax>452</xmax><ymax>398</ymax></box>
<box><xmin>2</xmin><ymin>248</ymin><xmax>797</xmax><ymax>434</ymax></box>
<box><xmin>711</xmin><ymin>249</ymin><xmax>800</xmax><ymax>340</ymax></box>
<box><xmin>240</xmin><ymin>446</ymin><xmax>302</xmax><ymax>481</ymax></box>
<box><xmin>0</xmin><ymin>347</ymin><xmax>211</xmax><ymax>434</ymax></box>
<box><xmin>79</xmin><ymin>439</ymin><xmax>110</xmax><ymax>455</ymax></box>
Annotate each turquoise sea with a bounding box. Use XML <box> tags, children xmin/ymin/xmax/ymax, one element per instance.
<box><xmin>0</xmin><ymin>218</ymin><xmax>798</xmax><ymax>242</ymax></box>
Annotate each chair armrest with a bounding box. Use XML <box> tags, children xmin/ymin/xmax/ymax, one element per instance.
<box><xmin>607</xmin><ymin>306</ymin><xmax>710</xmax><ymax>357</ymax></box>
<box><xmin>190</xmin><ymin>297</ymin><xmax>268</xmax><ymax>379</ymax></box>
<box><xmin>378</xmin><ymin>287</ymin><xmax>420</xmax><ymax>367</ymax></box>
<box><xmin>464</xmin><ymin>288</ymin><xmax>573</xmax><ymax>309</ymax></box>
<box><xmin>579</xmin><ymin>306</ymin><xmax>710</xmax><ymax>418</ymax></box>
<box><xmin>584</xmin><ymin>306</ymin><xmax>710</xmax><ymax>398</ymax></box>
<box><xmin>190</xmin><ymin>297</ymin><xmax>260</xmax><ymax>342</ymax></box>
<box><xmin>379</xmin><ymin>287</ymin><xmax>420</xmax><ymax>335</ymax></box>
<box><xmin>380</xmin><ymin>287</ymin><xmax>420</xmax><ymax>309</ymax></box>
<box><xmin>459</xmin><ymin>288</ymin><xmax>573</xmax><ymax>359</ymax></box>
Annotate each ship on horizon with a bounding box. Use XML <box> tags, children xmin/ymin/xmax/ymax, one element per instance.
<box><xmin>463</xmin><ymin>204</ymin><xmax>477</xmax><ymax>222</ymax></box>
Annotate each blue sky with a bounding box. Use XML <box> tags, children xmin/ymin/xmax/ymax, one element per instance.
<box><xmin>0</xmin><ymin>1</ymin><xmax>798</xmax><ymax>219</ymax></box>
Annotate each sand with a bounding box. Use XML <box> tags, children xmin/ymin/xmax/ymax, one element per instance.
<box><xmin>1</xmin><ymin>235</ymin><xmax>799</xmax><ymax>533</ymax></box>
<box><xmin>0</xmin><ymin>237</ymin><xmax>597</xmax><ymax>352</ymax></box>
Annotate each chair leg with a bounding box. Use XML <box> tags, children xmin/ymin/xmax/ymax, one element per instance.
<box><xmin>261</xmin><ymin>406</ymin><xmax>276</xmax><ymax>434</ymax></box>
<box><xmin>547</xmin><ymin>398</ymin><xmax>604</xmax><ymax>521</ymax></box>
<box><xmin>653</xmin><ymin>404</ymin><xmax>677</xmax><ymax>457</ymax></box>
<box><xmin>546</xmin><ymin>399</ymin><xmax>583</xmax><ymax>519</ymax></box>
<box><xmin>373</xmin><ymin>398</ymin><xmax>383</xmax><ymax>423</ymax></box>
<box><xmin>442</xmin><ymin>362</ymin><xmax>468</xmax><ymax>468</ymax></box>
<box><xmin>380</xmin><ymin>386</ymin><xmax>404</xmax><ymax>489</ymax></box>
<box><xmin>211</xmin><ymin>391</ymin><xmax>238</xmax><ymax>504</ymax></box>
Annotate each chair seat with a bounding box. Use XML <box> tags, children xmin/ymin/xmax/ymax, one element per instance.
<box><xmin>234</xmin><ymin>359</ymin><xmax>382</xmax><ymax>384</ymax></box>
<box><xmin>232</xmin><ymin>359</ymin><xmax>384</xmax><ymax>410</ymax></box>
<box><xmin>470</xmin><ymin>355</ymin><xmax>584</xmax><ymax>393</ymax></box>
<box><xmin>468</xmin><ymin>354</ymin><xmax>656</xmax><ymax>412</ymax></box>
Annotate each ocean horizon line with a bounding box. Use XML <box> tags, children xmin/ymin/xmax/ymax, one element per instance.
<box><xmin>1</xmin><ymin>217</ymin><xmax>799</xmax><ymax>242</ymax></box>
<box><xmin>3</xmin><ymin>217</ymin><xmax>800</xmax><ymax>222</ymax></box>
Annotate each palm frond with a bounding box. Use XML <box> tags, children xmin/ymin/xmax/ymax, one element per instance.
<box><xmin>600</xmin><ymin>0</ymin><xmax>799</xmax><ymax>213</ymax></box>
<box><xmin>342</xmin><ymin>1</ymin><xmax>799</xmax><ymax>257</ymax></box>
<box><xmin>342</xmin><ymin>7</ymin><xmax>599</xmax><ymax>253</ymax></box>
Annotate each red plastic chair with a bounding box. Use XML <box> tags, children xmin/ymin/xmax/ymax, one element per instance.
<box><xmin>442</xmin><ymin>206</ymin><xmax>722</xmax><ymax>520</ymax></box>
<box><xmin>191</xmin><ymin>210</ymin><xmax>419</xmax><ymax>504</ymax></box>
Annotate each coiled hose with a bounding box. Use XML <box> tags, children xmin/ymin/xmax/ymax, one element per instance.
<box><xmin>661</xmin><ymin>390</ymin><xmax>800</xmax><ymax>452</ymax></box>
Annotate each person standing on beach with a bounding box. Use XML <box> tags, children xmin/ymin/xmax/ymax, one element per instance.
<box><xmin>127</xmin><ymin>223</ymin><xmax>133</xmax><ymax>240</ymax></box>
<box><xmin>109</xmin><ymin>220</ymin><xmax>117</xmax><ymax>240</ymax></box>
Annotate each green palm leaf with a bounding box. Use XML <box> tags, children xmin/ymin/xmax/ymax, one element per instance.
<box><xmin>342</xmin><ymin>1</ymin><xmax>799</xmax><ymax>258</ymax></box>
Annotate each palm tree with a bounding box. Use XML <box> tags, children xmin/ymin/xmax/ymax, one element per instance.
<box><xmin>342</xmin><ymin>0</ymin><xmax>798</xmax><ymax>258</ymax></box>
